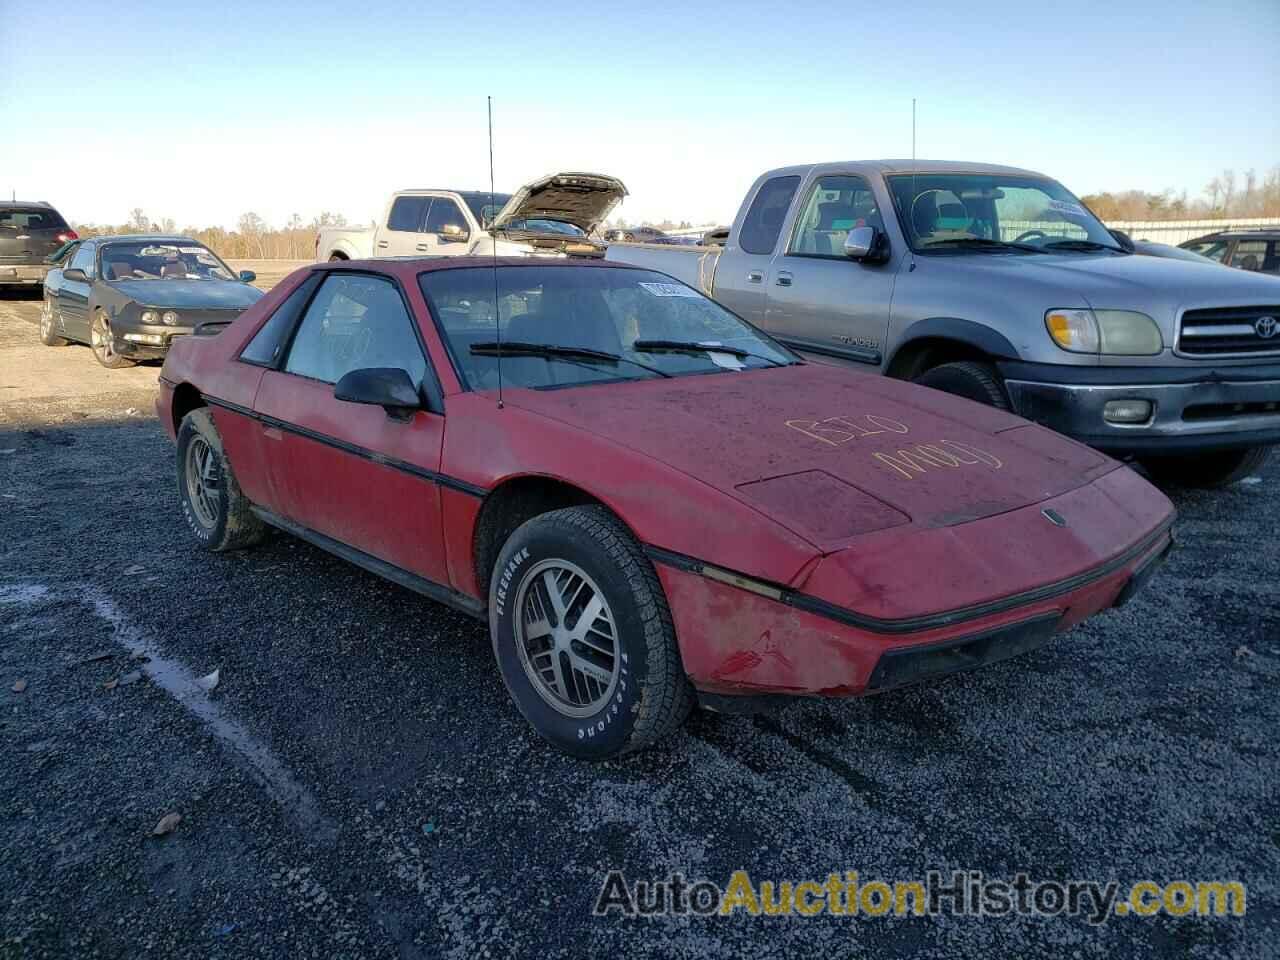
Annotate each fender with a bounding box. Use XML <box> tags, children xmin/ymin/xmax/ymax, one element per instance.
<box><xmin>892</xmin><ymin>316</ymin><xmax>1020</xmax><ymax>362</ymax></box>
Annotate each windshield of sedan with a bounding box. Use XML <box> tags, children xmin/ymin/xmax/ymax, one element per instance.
<box><xmin>99</xmin><ymin>241</ymin><xmax>234</xmax><ymax>281</ymax></box>
<box><xmin>420</xmin><ymin>266</ymin><xmax>796</xmax><ymax>391</ymax></box>
<box><xmin>498</xmin><ymin>219</ymin><xmax>587</xmax><ymax>237</ymax></box>
<box><xmin>886</xmin><ymin>174</ymin><xmax>1123</xmax><ymax>253</ymax></box>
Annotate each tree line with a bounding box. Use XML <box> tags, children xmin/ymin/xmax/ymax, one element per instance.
<box><xmin>71</xmin><ymin>210</ymin><xmax>353</xmax><ymax>260</ymax></box>
<box><xmin>1082</xmin><ymin>166</ymin><xmax>1280</xmax><ymax>222</ymax></box>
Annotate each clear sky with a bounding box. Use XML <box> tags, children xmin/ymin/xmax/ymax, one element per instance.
<box><xmin>2</xmin><ymin>0</ymin><xmax>1277</xmax><ymax>230</ymax></box>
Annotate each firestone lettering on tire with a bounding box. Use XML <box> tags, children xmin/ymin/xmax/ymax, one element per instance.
<box><xmin>495</xmin><ymin>547</ymin><xmax>530</xmax><ymax>617</ymax></box>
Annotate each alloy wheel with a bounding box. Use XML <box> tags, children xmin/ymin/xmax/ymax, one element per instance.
<box><xmin>90</xmin><ymin>315</ymin><xmax>117</xmax><ymax>363</ymax></box>
<box><xmin>514</xmin><ymin>559</ymin><xmax>620</xmax><ymax>718</ymax></box>
<box><xmin>40</xmin><ymin>300</ymin><xmax>53</xmax><ymax>338</ymax></box>
<box><xmin>184</xmin><ymin>436</ymin><xmax>221</xmax><ymax>529</ymax></box>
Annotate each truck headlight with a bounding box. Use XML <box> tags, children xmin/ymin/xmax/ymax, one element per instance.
<box><xmin>140</xmin><ymin>310</ymin><xmax>158</xmax><ymax>325</ymax></box>
<box><xmin>1046</xmin><ymin>309</ymin><xmax>1162</xmax><ymax>356</ymax></box>
<box><xmin>162</xmin><ymin>310</ymin><xmax>179</xmax><ymax>326</ymax></box>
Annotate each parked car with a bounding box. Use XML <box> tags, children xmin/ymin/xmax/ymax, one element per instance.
<box><xmin>157</xmin><ymin>257</ymin><xmax>1174</xmax><ymax>758</ymax></box>
<box><xmin>608</xmin><ymin>161</ymin><xmax>1280</xmax><ymax>487</ymax></box>
<box><xmin>41</xmin><ymin>235</ymin><xmax>262</xmax><ymax>367</ymax></box>
<box><xmin>0</xmin><ymin>201</ymin><xmax>77</xmax><ymax>289</ymax></box>
<box><xmin>604</xmin><ymin>226</ymin><xmax>669</xmax><ymax>243</ymax></box>
<box><xmin>316</xmin><ymin>172</ymin><xmax>626</xmax><ymax>262</ymax></box>
<box><xmin>1124</xmin><ymin>237</ymin><xmax>1224</xmax><ymax>265</ymax></box>
<box><xmin>1179</xmin><ymin>229</ymin><xmax>1280</xmax><ymax>275</ymax></box>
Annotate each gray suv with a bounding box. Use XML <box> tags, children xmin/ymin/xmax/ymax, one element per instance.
<box><xmin>0</xmin><ymin>201</ymin><xmax>77</xmax><ymax>289</ymax></box>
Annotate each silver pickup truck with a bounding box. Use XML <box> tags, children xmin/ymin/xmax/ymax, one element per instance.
<box><xmin>607</xmin><ymin>160</ymin><xmax>1280</xmax><ymax>486</ymax></box>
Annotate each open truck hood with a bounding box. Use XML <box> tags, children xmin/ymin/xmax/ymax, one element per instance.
<box><xmin>507</xmin><ymin>362</ymin><xmax>1118</xmax><ymax>551</ymax></box>
<box><xmin>490</xmin><ymin>172</ymin><xmax>627</xmax><ymax>235</ymax></box>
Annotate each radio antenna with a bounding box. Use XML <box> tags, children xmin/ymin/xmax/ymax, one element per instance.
<box><xmin>909</xmin><ymin>98</ymin><xmax>918</xmax><ymax>273</ymax></box>
<box><xmin>488</xmin><ymin>95</ymin><xmax>503</xmax><ymax>410</ymax></box>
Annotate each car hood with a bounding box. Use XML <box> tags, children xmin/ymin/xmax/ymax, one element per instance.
<box><xmin>930</xmin><ymin>249</ymin><xmax>1280</xmax><ymax>309</ymax></box>
<box><xmin>490</xmin><ymin>172</ymin><xmax>627</xmax><ymax>234</ymax></box>
<box><xmin>107</xmin><ymin>279</ymin><xmax>263</xmax><ymax>310</ymax></box>
<box><xmin>506</xmin><ymin>363</ymin><xmax>1118</xmax><ymax>551</ymax></box>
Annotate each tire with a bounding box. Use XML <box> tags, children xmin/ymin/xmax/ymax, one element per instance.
<box><xmin>913</xmin><ymin>360</ymin><xmax>1011</xmax><ymax>410</ymax></box>
<box><xmin>489</xmin><ymin>505</ymin><xmax>694</xmax><ymax>759</ymax></box>
<box><xmin>39</xmin><ymin>297</ymin><xmax>68</xmax><ymax>346</ymax></box>
<box><xmin>89</xmin><ymin>311</ymin><xmax>136</xmax><ymax>368</ymax></box>
<box><xmin>1140</xmin><ymin>446</ymin><xmax>1271</xmax><ymax>489</ymax></box>
<box><xmin>176</xmin><ymin>408</ymin><xmax>267</xmax><ymax>551</ymax></box>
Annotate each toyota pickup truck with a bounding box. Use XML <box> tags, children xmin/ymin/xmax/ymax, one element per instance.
<box><xmin>316</xmin><ymin>172</ymin><xmax>625</xmax><ymax>262</ymax></box>
<box><xmin>607</xmin><ymin>160</ymin><xmax>1280</xmax><ymax>486</ymax></box>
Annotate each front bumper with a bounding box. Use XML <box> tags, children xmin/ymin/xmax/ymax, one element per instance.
<box><xmin>0</xmin><ymin>264</ymin><xmax>51</xmax><ymax>285</ymax></box>
<box><xmin>112</xmin><ymin>324</ymin><xmax>194</xmax><ymax>360</ymax></box>
<box><xmin>999</xmin><ymin>360</ymin><xmax>1280</xmax><ymax>453</ymax></box>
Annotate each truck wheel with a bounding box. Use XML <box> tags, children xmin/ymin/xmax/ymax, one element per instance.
<box><xmin>1140</xmin><ymin>446</ymin><xmax>1271</xmax><ymax>489</ymax></box>
<box><xmin>176</xmin><ymin>409</ymin><xmax>267</xmax><ymax>551</ymax></box>
<box><xmin>489</xmin><ymin>505</ymin><xmax>694</xmax><ymax>759</ymax></box>
<box><xmin>913</xmin><ymin>361</ymin><xmax>1011</xmax><ymax>410</ymax></box>
<box><xmin>89</xmin><ymin>311</ymin><xmax>136</xmax><ymax>369</ymax></box>
<box><xmin>39</xmin><ymin>297</ymin><xmax>68</xmax><ymax>346</ymax></box>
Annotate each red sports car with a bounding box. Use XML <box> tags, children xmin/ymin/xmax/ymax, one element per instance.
<box><xmin>157</xmin><ymin>258</ymin><xmax>1175</xmax><ymax>758</ymax></box>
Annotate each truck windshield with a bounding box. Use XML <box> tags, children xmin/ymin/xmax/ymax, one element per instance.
<box><xmin>420</xmin><ymin>266</ymin><xmax>796</xmax><ymax>391</ymax></box>
<box><xmin>886</xmin><ymin>174</ymin><xmax>1122</xmax><ymax>253</ymax></box>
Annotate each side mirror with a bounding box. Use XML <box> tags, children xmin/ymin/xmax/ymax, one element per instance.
<box><xmin>440</xmin><ymin>223</ymin><xmax>469</xmax><ymax>244</ymax></box>
<box><xmin>843</xmin><ymin>226</ymin><xmax>887</xmax><ymax>263</ymax></box>
<box><xmin>239</xmin><ymin>270</ymin><xmax>257</xmax><ymax>283</ymax></box>
<box><xmin>63</xmin><ymin>268</ymin><xmax>88</xmax><ymax>283</ymax></box>
<box><xmin>334</xmin><ymin>367</ymin><xmax>421</xmax><ymax>418</ymax></box>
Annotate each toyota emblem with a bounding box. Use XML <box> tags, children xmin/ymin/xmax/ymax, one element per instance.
<box><xmin>1257</xmin><ymin>315</ymin><xmax>1278</xmax><ymax>339</ymax></box>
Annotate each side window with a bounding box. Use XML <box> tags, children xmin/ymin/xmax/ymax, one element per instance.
<box><xmin>283</xmin><ymin>273</ymin><xmax>427</xmax><ymax>387</ymax></box>
<box><xmin>1184</xmin><ymin>240</ymin><xmax>1230</xmax><ymax>263</ymax></box>
<box><xmin>240</xmin><ymin>274</ymin><xmax>320</xmax><ymax>366</ymax></box>
<box><xmin>69</xmin><ymin>243</ymin><xmax>96</xmax><ymax>277</ymax></box>
<box><xmin>1229</xmin><ymin>240</ymin><xmax>1268</xmax><ymax>271</ymax></box>
<box><xmin>386</xmin><ymin>196</ymin><xmax>429</xmax><ymax>233</ymax></box>
<box><xmin>788</xmin><ymin>175</ymin><xmax>885</xmax><ymax>256</ymax></box>
<box><xmin>738</xmin><ymin>175</ymin><xmax>801</xmax><ymax>255</ymax></box>
<box><xmin>424</xmin><ymin>198</ymin><xmax>469</xmax><ymax>239</ymax></box>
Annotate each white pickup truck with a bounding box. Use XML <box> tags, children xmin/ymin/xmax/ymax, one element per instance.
<box><xmin>316</xmin><ymin>172</ymin><xmax>626</xmax><ymax>262</ymax></box>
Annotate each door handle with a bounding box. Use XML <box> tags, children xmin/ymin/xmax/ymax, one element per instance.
<box><xmin>376</xmin><ymin>240</ymin><xmax>389</xmax><ymax>248</ymax></box>
<box><xmin>415</xmin><ymin>243</ymin><xmax>429</xmax><ymax>251</ymax></box>
<box><xmin>746</xmin><ymin>271</ymin><xmax>763</xmax><ymax>283</ymax></box>
<box><xmin>776</xmin><ymin>271</ymin><xmax>793</xmax><ymax>287</ymax></box>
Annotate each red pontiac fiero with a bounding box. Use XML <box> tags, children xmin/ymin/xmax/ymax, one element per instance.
<box><xmin>157</xmin><ymin>258</ymin><xmax>1175</xmax><ymax>758</ymax></box>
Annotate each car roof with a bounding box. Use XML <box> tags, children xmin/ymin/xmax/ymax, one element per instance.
<box><xmin>96</xmin><ymin>234</ymin><xmax>200</xmax><ymax>246</ymax></box>
<box><xmin>1186</xmin><ymin>229</ymin><xmax>1280</xmax><ymax>240</ymax></box>
<box><xmin>758</xmin><ymin>159</ymin><xmax>1051</xmax><ymax>180</ymax></box>
<box><xmin>313</xmin><ymin>256</ymin><xmax>642</xmax><ymax>278</ymax></box>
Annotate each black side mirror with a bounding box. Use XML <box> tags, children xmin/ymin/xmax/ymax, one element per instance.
<box><xmin>843</xmin><ymin>226</ymin><xmax>889</xmax><ymax>264</ymax></box>
<box><xmin>334</xmin><ymin>367</ymin><xmax>421</xmax><ymax>419</ymax></box>
<box><xmin>239</xmin><ymin>270</ymin><xmax>257</xmax><ymax>282</ymax></box>
<box><xmin>63</xmin><ymin>268</ymin><xmax>88</xmax><ymax>283</ymax></box>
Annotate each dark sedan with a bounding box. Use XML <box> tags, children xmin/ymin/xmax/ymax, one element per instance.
<box><xmin>40</xmin><ymin>235</ymin><xmax>263</xmax><ymax>368</ymax></box>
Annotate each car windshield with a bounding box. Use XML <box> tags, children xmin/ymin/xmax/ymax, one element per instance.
<box><xmin>420</xmin><ymin>266</ymin><xmax>796</xmax><ymax>391</ymax></box>
<box><xmin>886</xmin><ymin>174</ymin><xmax>1123</xmax><ymax>253</ymax></box>
<box><xmin>99</xmin><ymin>241</ymin><xmax>235</xmax><ymax>281</ymax></box>
<box><xmin>499</xmin><ymin>219</ymin><xmax>586</xmax><ymax>237</ymax></box>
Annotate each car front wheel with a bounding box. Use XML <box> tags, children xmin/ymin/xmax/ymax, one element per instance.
<box><xmin>39</xmin><ymin>297</ymin><xmax>68</xmax><ymax>346</ymax></box>
<box><xmin>176</xmin><ymin>408</ymin><xmax>266</xmax><ymax>551</ymax></box>
<box><xmin>90</xmin><ymin>312</ymin><xmax>136</xmax><ymax>368</ymax></box>
<box><xmin>489</xmin><ymin>505</ymin><xmax>694</xmax><ymax>759</ymax></box>
<box><xmin>1140</xmin><ymin>445</ymin><xmax>1271</xmax><ymax>489</ymax></box>
<box><xmin>913</xmin><ymin>360</ymin><xmax>1011</xmax><ymax>410</ymax></box>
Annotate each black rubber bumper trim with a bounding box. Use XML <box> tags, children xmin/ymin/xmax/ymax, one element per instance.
<box><xmin>645</xmin><ymin>517</ymin><xmax>1174</xmax><ymax>636</ymax></box>
<box><xmin>252</xmin><ymin>507</ymin><xmax>484</xmax><ymax>619</ymax></box>
<box><xmin>203</xmin><ymin>394</ymin><xmax>489</xmax><ymax>498</ymax></box>
<box><xmin>996</xmin><ymin>359</ymin><xmax>1280</xmax><ymax>385</ymax></box>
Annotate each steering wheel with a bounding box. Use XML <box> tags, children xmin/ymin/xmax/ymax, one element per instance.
<box><xmin>1013</xmin><ymin>229</ymin><xmax>1049</xmax><ymax>243</ymax></box>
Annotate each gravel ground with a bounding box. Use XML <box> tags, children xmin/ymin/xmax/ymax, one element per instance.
<box><xmin>1</xmin><ymin>279</ymin><xmax>1277</xmax><ymax>958</ymax></box>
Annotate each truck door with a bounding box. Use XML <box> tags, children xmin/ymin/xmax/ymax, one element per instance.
<box><xmin>712</xmin><ymin>174</ymin><xmax>801</xmax><ymax>326</ymax></box>
<box><xmin>377</xmin><ymin>195</ymin><xmax>431</xmax><ymax>257</ymax></box>
<box><xmin>419</xmin><ymin>198</ymin><xmax>474</xmax><ymax>256</ymax></box>
<box><xmin>764</xmin><ymin>173</ymin><xmax>897</xmax><ymax>367</ymax></box>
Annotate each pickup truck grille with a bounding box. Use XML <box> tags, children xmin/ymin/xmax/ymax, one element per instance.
<box><xmin>1177</xmin><ymin>306</ymin><xmax>1280</xmax><ymax>357</ymax></box>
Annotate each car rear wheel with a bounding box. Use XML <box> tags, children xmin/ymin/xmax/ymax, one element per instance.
<box><xmin>90</xmin><ymin>311</ymin><xmax>136</xmax><ymax>368</ymax></box>
<box><xmin>489</xmin><ymin>505</ymin><xmax>694</xmax><ymax>759</ymax></box>
<box><xmin>1140</xmin><ymin>445</ymin><xmax>1271</xmax><ymax>489</ymax></box>
<box><xmin>39</xmin><ymin>297</ymin><xmax>68</xmax><ymax>346</ymax></box>
<box><xmin>913</xmin><ymin>360</ymin><xmax>1011</xmax><ymax>410</ymax></box>
<box><xmin>176</xmin><ymin>408</ymin><xmax>266</xmax><ymax>551</ymax></box>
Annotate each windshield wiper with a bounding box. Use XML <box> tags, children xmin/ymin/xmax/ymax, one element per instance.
<box><xmin>468</xmin><ymin>341</ymin><xmax>671</xmax><ymax>378</ymax></box>
<box><xmin>1042</xmin><ymin>239</ymin><xmax>1126</xmax><ymax>253</ymax></box>
<box><xmin>632</xmin><ymin>339</ymin><xmax>789</xmax><ymax>367</ymax></box>
<box><xmin>920</xmin><ymin>237</ymin><xmax>1042</xmax><ymax>253</ymax></box>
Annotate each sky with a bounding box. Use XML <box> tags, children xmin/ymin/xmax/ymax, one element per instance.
<box><xmin>2</xmin><ymin>0</ymin><xmax>1277</xmax><ymax>231</ymax></box>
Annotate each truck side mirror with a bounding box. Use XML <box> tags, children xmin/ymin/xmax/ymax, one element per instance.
<box><xmin>844</xmin><ymin>226</ymin><xmax>887</xmax><ymax>263</ymax></box>
<box><xmin>440</xmin><ymin>223</ymin><xmax>470</xmax><ymax>244</ymax></box>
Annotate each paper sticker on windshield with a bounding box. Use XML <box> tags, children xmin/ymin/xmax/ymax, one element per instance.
<box><xmin>1047</xmin><ymin>200</ymin><xmax>1087</xmax><ymax>218</ymax></box>
<box><xmin>638</xmin><ymin>281</ymin><xmax>698</xmax><ymax>298</ymax></box>
<box><xmin>708</xmin><ymin>351</ymin><xmax>744</xmax><ymax>371</ymax></box>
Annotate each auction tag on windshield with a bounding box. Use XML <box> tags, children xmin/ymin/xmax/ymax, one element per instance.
<box><xmin>638</xmin><ymin>281</ymin><xmax>698</xmax><ymax>298</ymax></box>
<box><xmin>1047</xmin><ymin>199</ymin><xmax>1087</xmax><ymax>218</ymax></box>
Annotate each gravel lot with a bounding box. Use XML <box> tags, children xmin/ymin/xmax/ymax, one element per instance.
<box><xmin>1</xmin><ymin>268</ymin><xmax>1277</xmax><ymax>958</ymax></box>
